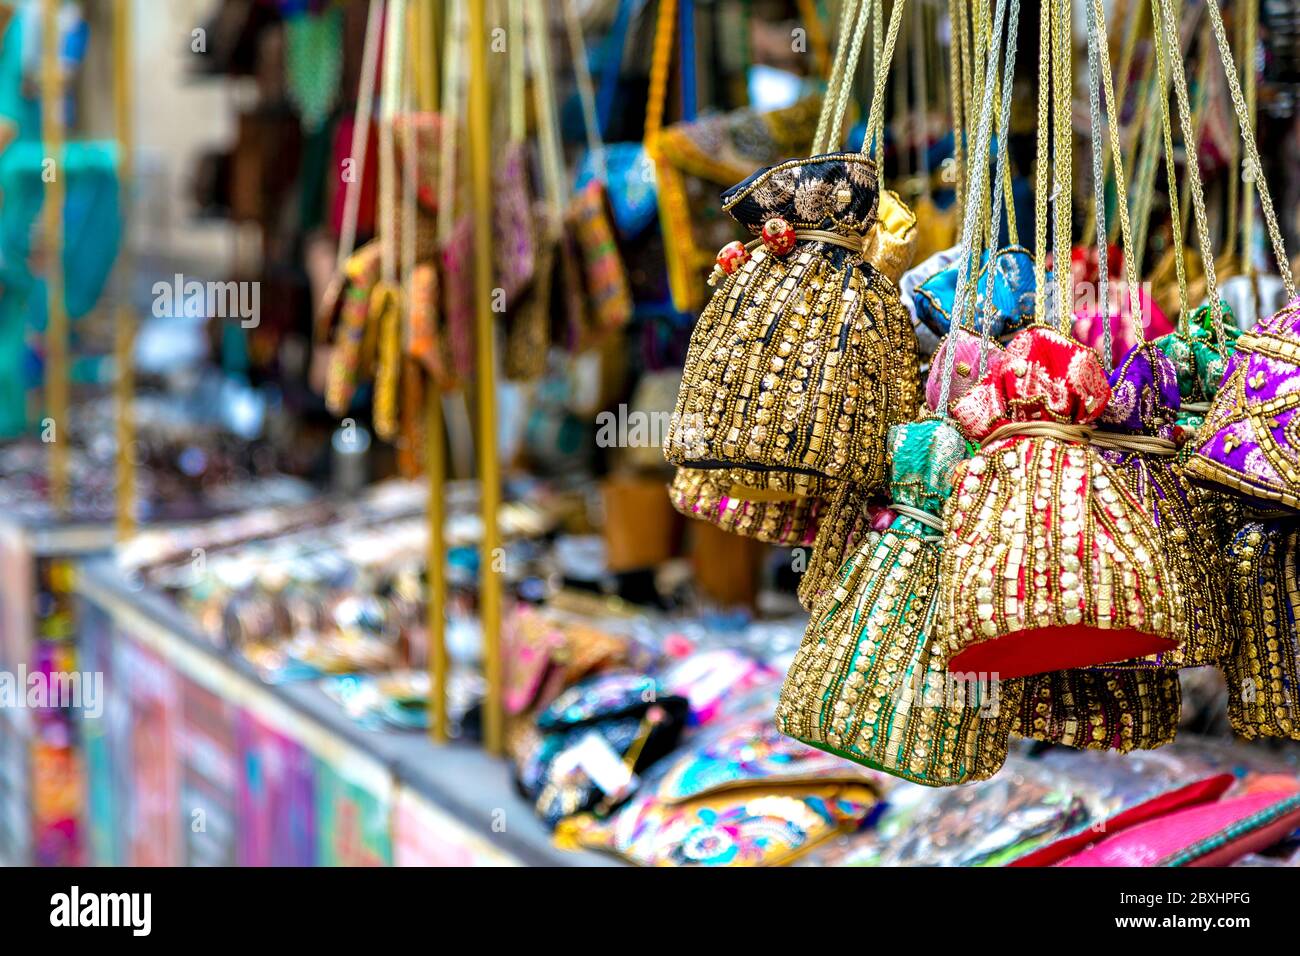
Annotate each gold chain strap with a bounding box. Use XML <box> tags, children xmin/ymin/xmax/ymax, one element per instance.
<box><xmin>1090</xmin><ymin>0</ymin><xmax>1143</xmax><ymax>341</ymax></box>
<box><xmin>1156</xmin><ymin>0</ymin><xmax>1226</xmax><ymax>347</ymax></box>
<box><xmin>1052</xmin><ymin>0</ymin><xmax>1072</xmax><ymax>333</ymax></box>
<box><xmin>866</xmin><ymin>0</ymin><xmax>908</xmax><ymax>158</ymax></box>
<box><xmin>1151</xmin><ymin>0</ymin><xmax>1188</xmax><ymax>330</ymax></box>
<box><xmin>1033</xmin><ymin>0</ymin><xmax>1052</xmax><ymax>326</ymax></box>
<box><xmin>949</xmin><ymin>0</ymin><xmax>967</xmax><ymax>215</ymax></box>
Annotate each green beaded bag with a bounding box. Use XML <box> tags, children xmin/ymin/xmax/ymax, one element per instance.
<box><xmin>776</xmin><ymin>418</ymin><xmax>1021</xmax><ymax>786</ymax></box>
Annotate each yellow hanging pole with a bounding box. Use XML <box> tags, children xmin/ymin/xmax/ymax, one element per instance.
<box><xmin>41</xmin><ymin>0</ymin><xmax>68</xmax><ymax>515</ymax></box>
<box><xmin>468</xmin><ymin>0</ymin><xmax>503</xmax><ymax>754</ymax></box>
<box><xmin>414</xmin><ymin>0</ymin><xmax>449</xmax><ymax>744</ymax></box>
<box><xmin>114</xmin><ymin>0</ymin><xmax>135</xmax><ymax>539</ymax></box>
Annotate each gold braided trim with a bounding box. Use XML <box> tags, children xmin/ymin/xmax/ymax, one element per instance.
<box><xmin>981</xmin><ymin>421</ymin><xmax>1096</xmax><ymax>447</ymax></box>
<box><xmin>1089</xmin><ymin>431</ymin><xmax>1179</xmax><ymax>456</ymax></box>
<box><xmin>1236</xmin><ymin>330</ymin><xmax>1300</xmax><ymax>365</ymax></box>
<box><xmin>1181</xmin><ymin>401</ymin><xmax>1211</xmax><ymax>415</ymax></box>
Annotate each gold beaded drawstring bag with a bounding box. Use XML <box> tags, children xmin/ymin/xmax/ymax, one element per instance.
<box><xmin>1012</xmin><ymin>0</ymin><xmax>1188</xmax><ymax>752</ymax></box>
<box><xmin>777</xmin><ymin>0</ymin><xmax>1023</xmax><ymax>786</ymax></box>
<box><xmin>936</xmin><ymin>0</ymin><xmax>1186</xmax><ymax>682</ymax></box>
<box><xmin>664</xmin><ymin>0</ymin><xmax>919</xmax><ymax>502</ymax></box>
<box><xmin>1224</xmin><ymin>520</ymin><xmax>1300</xmax><ymax>741</ymax></box>
<box><xmin>666</xmin><ymin>38</ymin><xmax>922</xmax><ymax>550</ymax></box>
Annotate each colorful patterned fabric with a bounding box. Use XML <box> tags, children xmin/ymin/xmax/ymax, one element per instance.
<box><xmin>575</xmin><ymin>142</ymin><xmax>658</xmax><ymax>240</ymax></box>
<box><xmin>493</xmin><ymin>140</ymin><xmax>536</xmax><ymax>307</ymax></box>
<box><xmin>555</xmin><ymin>717</ymin><xmax>879</xmax><ymax>866</ymax></box>
<box><xmin>777</xmin><ymin>419</ymin><xmax>1020</xmax><ymax>785</ymax></box>
<box><xmin>913</xmin><ymin>246</ymin><xmax>1042</xmax><ymax>341</ymax></box>
<box><xmin>567</xmin><ymin>179</ymin><xmax>633</xmax><ymax>333</ymax></box>
<box><xmin>1152</xmin><ymin>301</ymin><xmax>1241</xmax><ymax>430</ymax></box>
<box><xmin>939</xmin><ymin>326</ymin><xmax>1186</xmax><ymax>679</ymax></box>
<box><xmin>1184</xmin><ymin>296</ymin><xmax>1300</xmax><ymax>512</ymax></box>
<box><xmin>1069</xmin><ymin>244</ymin><xmax>1174</xmax><ymax>370</ymax></box>
<box><xmin>666</xmin><ymin>153</ymin><xmax>920</xmax><ymax>498</ymax></box>
<box><xmin>926</xmin><ymin>330</ymin><xmax>1005</xmax><ymax>417</ymax></box>
<box><xmin>902</xmin><ymin>244</ymin><xmax>963</xmax><ymax>355</ymax></box>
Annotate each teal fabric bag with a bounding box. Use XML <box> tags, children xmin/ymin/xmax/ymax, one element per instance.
<box><xmin>777</xmin><ymin>418</ymin><xmax>1021</xmax><ymax>786</ymax></box>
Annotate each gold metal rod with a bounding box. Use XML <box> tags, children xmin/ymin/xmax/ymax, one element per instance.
<box><xmin>414</xmin><ymin>0</ymin><xmax>448</xmax><ymax>745</ymax></box>
<box><xmin>42</xmin><ymin>0</ymin><xmax>68</xmax><ymax>515</ymax></box>
<box><xmin>114</xmin><ymin>0</ymin><xmax>135</xmax><ymax>539</ymax></box>
<box><xmin>467</xmin><ymin>0</ymin><xmax>503</xmax><ymax>754</ymax></box>
<box><xmin>426</xmin><ymin>388</ymin><xmax>448</xmax><ymax>742</ymax></box>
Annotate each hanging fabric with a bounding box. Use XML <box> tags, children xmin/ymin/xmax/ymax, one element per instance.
<box><xmin>571</xmin><ymin>0</ymin><xmax>659</xmax><ymax>240</ymax></box>
<box><xmin>563</xmin><ymin>0</ymin><xmax>635</xmax><ymax>337</ymax></box>
<box><xmin>323</xmin><ymin>0</ymin><xmax>384</xmax><ymax>416</ymax></box>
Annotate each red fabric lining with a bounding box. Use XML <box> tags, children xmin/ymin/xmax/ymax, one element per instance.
<box><xmin>1009</xmin><ymin>775</ymin><xmax>1235</xmax><ymax>867</ymax></box>
<box><xmin>946</xmin><ymin>626</ymin><xmax>1179</xmax><ymax>680</ymax></box>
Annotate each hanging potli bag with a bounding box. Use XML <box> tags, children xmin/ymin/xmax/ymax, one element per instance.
<box><xmin>322</xmin><ymin>0</ymin><xmax>384</xmax><ymax>416</ymax></box>
<box><xmin>436</xmin><ymin>0</ymin><xmax>476</xmax><ymax>388</ymax></box>
<box><xmin>562</xmin><ymin>0</ymin><xmax>634</xmax><ymax>338</ymax></box>
<box><xmin>664</xmin><ymin>0</ymin><xmax>919</xmax><ymax>501</ymax></box>
<box><xmin>1011</xmin><ymin>0</ymin><xmax>1184</xmax><ymax>752</ymax></box>
<box><xmin>936</xmin><ymin>0</ymin><xmax>1186</xmax><ymax>680</ymax></box>
<box><xmin>506</xmin><ymin>0</ymin><xmax>564</xmax><ymax>382</ymax></box>
<box><xmin>1223</xmin><ymin>520</ymin><xmax>1300</xmax><ymax>740</ymax></box>
<box><xmin>666</xmin><ymin>106</ymin><xmax>920</xmax><ymax>548</ymax></box>
<box><xmin>776</xmin><ymin>0</ymin><xmax>1024</xmax><ymax>786</ymax></box>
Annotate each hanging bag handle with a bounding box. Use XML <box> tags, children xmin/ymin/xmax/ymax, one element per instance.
<box><xmin>1051</xmin><ymin>0</ymin><xmax>1073</xmax><ymax>334</ymax></box>
<box><xmin>1203</xmin><ymin>0</ymin><xmax>1294</xmax><ymax>302</ymax></box>
<box><xmin>564</xmin><ymin>0</ymin><xmax>609</xmax><ymax>186</ymax></box>
<box><xmin>1153</xmin><ymin>0</ymin><xmax>1227</xmax><ymax>352</ymax></box>
<box><xmin>811</xmin><ymin>0</ymin><xmax>868</xmax><ymax>155</ymax></box>
<box><xmin>1088</xmin><ymin>0</ymin><xmax>1144</xmax><ymax>353</ymax></box>
<box><xmin>935</xmin><ymin>0</ymin><xmax>1015</xmax><ymax>416</ymax></box>
<box><xmin>437</xmin><ymin>0</ymin><xmax>466</xmax><ymax>247</ymax></box>
<box><xmin>862</xmin><ymin>0</ymin><xmax>908</xmax><ymax>163</ymax></box>
<box><xmin>968</xmin><ymin>0</ymin><xmax>1022</xmax><ymax>374</ymax></box>
<box><xmin>336</xmin><ymin>0</ymin><xmax>383</xmax><ymax>276</ymax></box>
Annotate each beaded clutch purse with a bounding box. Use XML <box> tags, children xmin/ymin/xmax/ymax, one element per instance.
<box><xmin>664</xmin><ymin>152</ymin><xmax>920</xmax><ymax>499</ymax></box>
<box><xmin>938</xmin><ymin>325</ymin><xmax>1186</xmax><ymax>679</ymax></box>
<box><xmin>1184</xmin><ymin>295</ymin><xmax>1300</xmax><ymax>512</ymax></box>
<box><xmin>556</xmin><ymin>717</ymin><xmax>882</xmax><ymax>866</ymax></box>
<box><xmin>777</xmin><ymin>418</ymin><xmax>1021</xmax><ymax>786</ymax></box>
